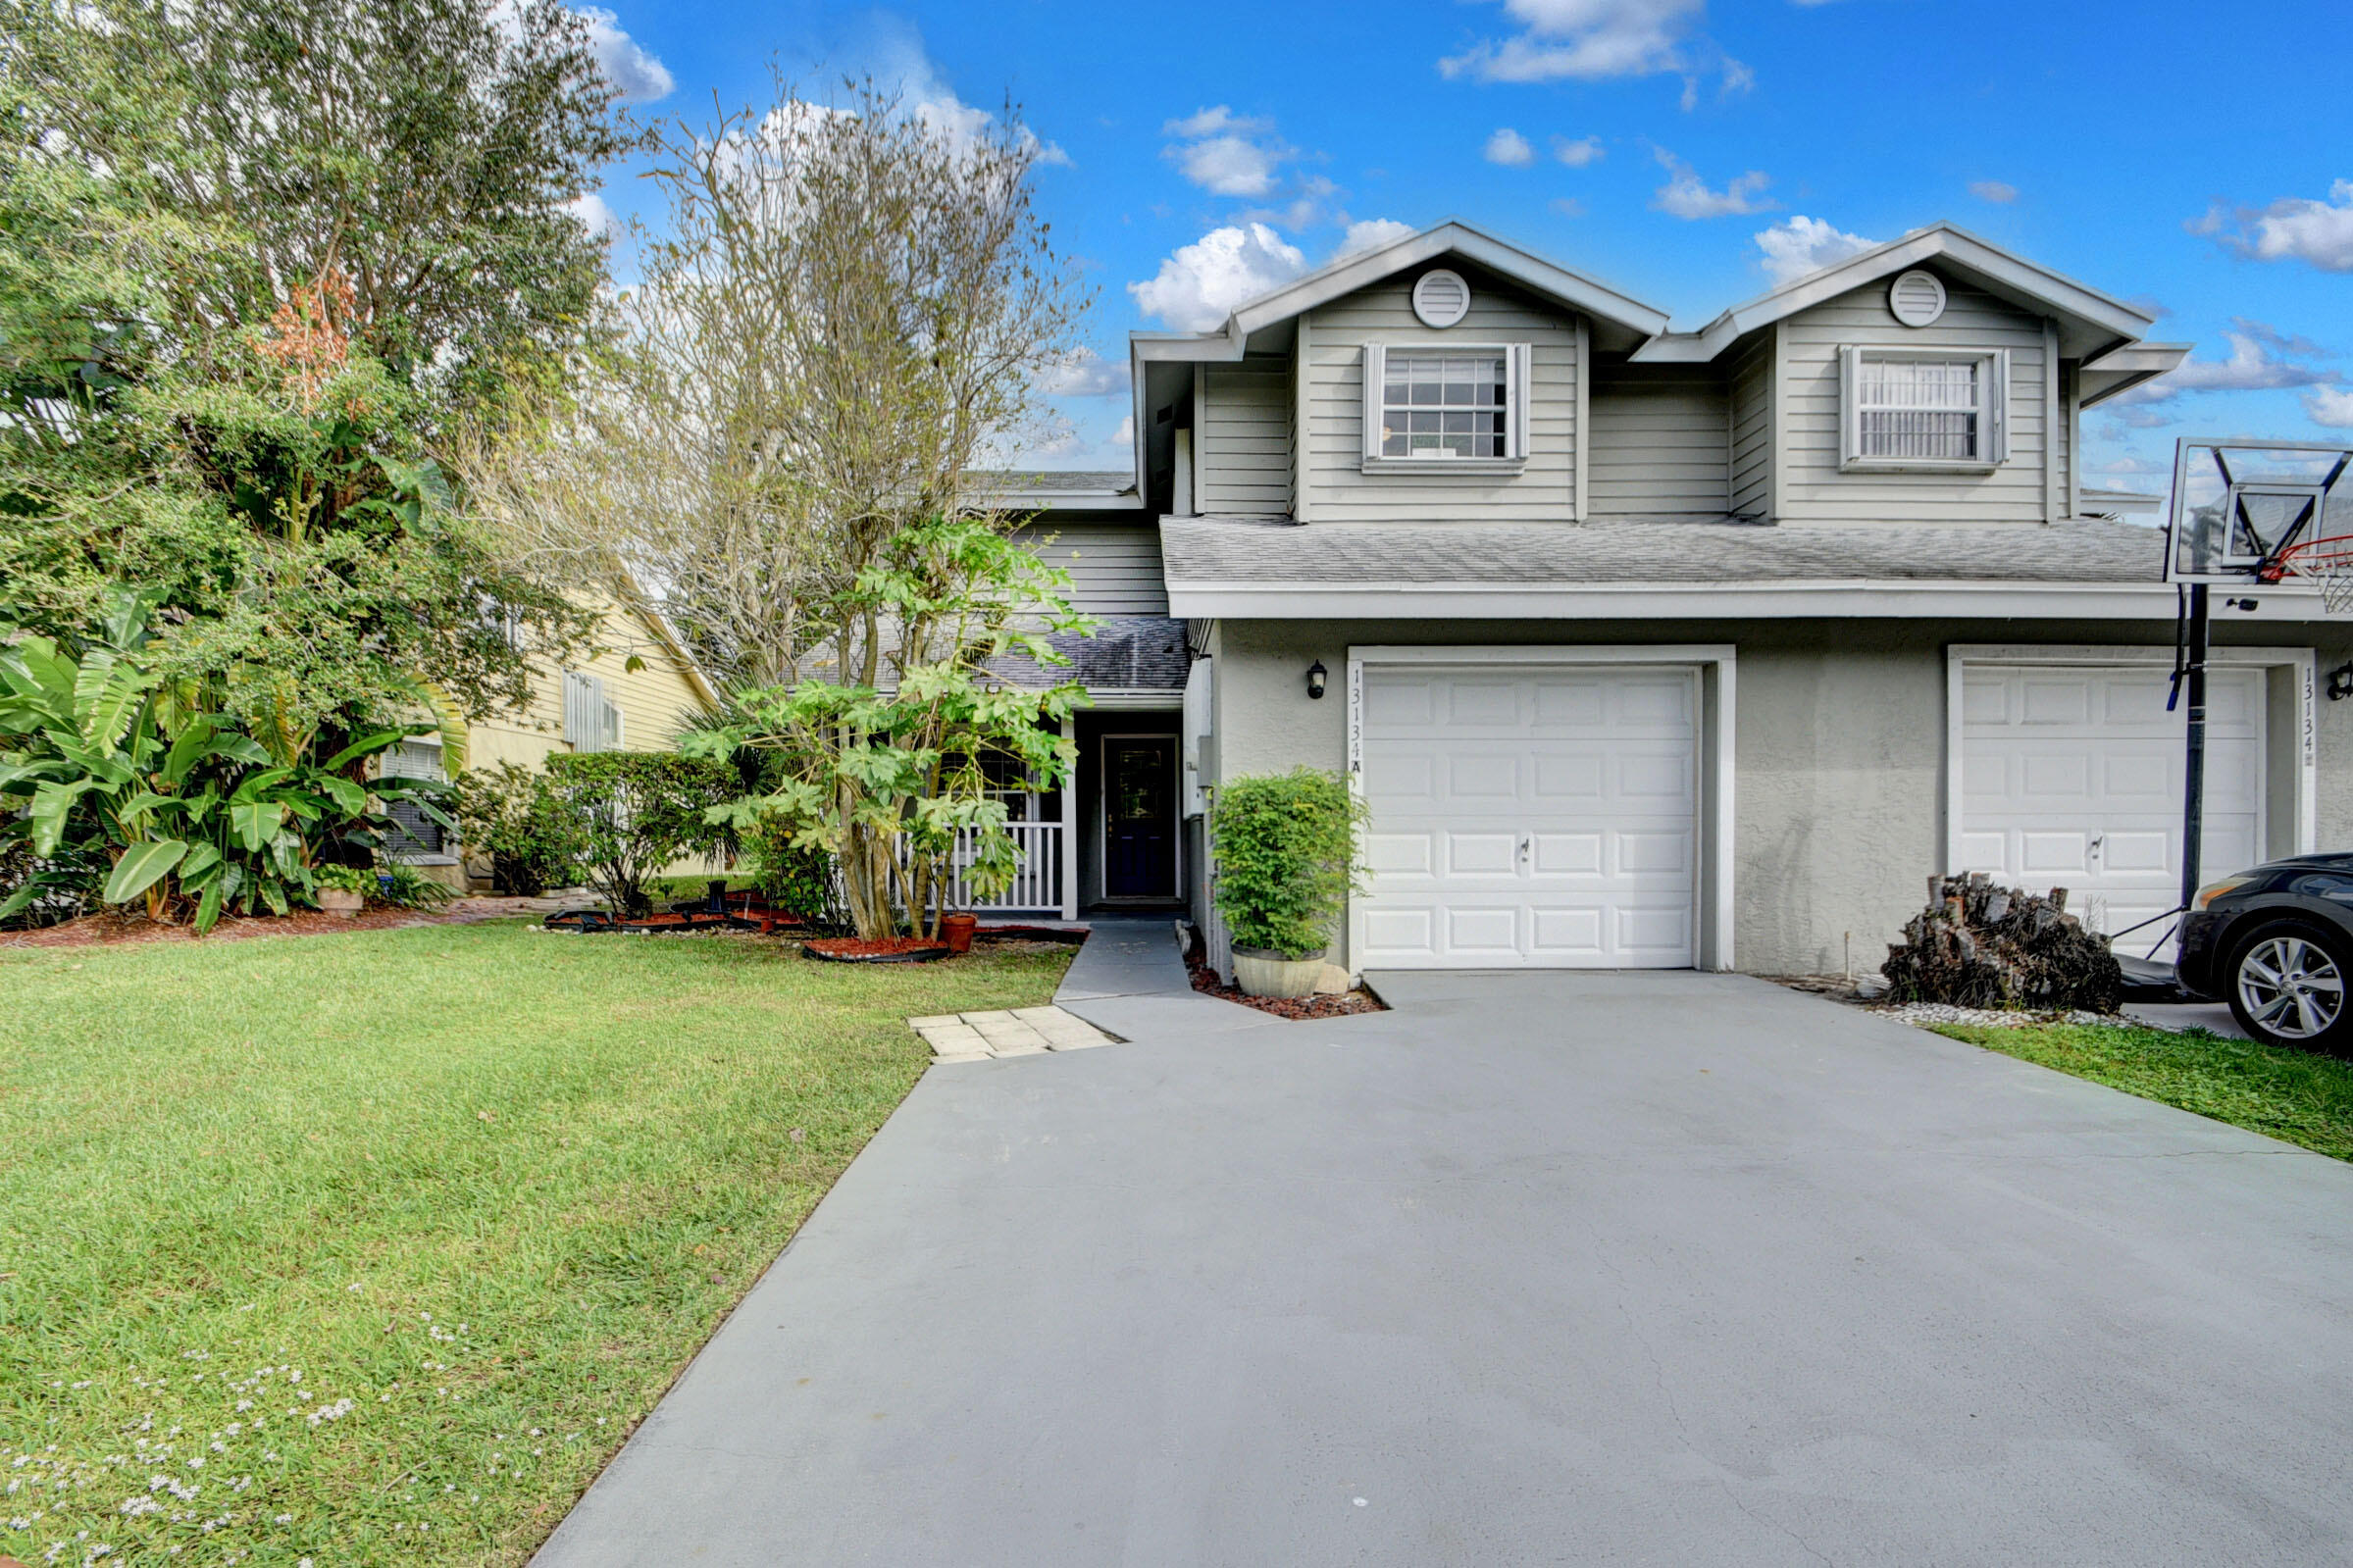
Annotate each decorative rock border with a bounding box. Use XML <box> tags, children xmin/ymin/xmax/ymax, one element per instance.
<box><xmin>909</xmin><ymin>1006</ymin><xmax>1119</xmax><ymax>1061</ymax></box>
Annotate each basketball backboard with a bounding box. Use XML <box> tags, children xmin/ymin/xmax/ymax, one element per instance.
<box><xmin>2165</xmin><ymin>438</ymin><xmax>2353</xmax><ymax>584</ymax></box>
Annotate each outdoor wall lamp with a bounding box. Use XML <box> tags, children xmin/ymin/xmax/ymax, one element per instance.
<box><xmin>1305</xmin><ymin>660</ymin><xmax>1328</xmax><ymax>700</ymax></box>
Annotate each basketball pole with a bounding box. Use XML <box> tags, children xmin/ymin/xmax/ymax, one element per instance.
<box><xmin>2178</xmin><ymin>581</ymin><xmax>2211</xmax><ymax>915</ymax></box>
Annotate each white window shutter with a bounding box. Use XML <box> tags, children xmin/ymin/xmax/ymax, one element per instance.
<box><xmin>563</xmin><ymin>670</ymin><xmax>608</xmax><ymax>751</ymax></box>
<box><xmin>1838</xmin><ymin>345</ymin><xmax>1859</xmax><ymax>464</ymax></box>
<box><xmin>1509</xmin><ymin>342</ymin><xmax>1533</xmax><ymax>460</ymax></box>
<box><xmin>1360</xmin><ymin>343</ymin><xmax>1386</xmax><ymax>463</ymax></box>
<box><xmin>1988</xmin><ymin>348</ymin><xmax>2011</xmax><ymax>465</ymax></box>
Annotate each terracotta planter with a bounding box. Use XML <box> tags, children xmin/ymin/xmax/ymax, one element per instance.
<box><xmin>940</xmin><ymin>912</ymin><xmax>978</xmax><ymax>953</ymax></box>
<box><xmin>318</xmin><ymin>888</ymin><xmax>365</xmax><ymax>919</ymax></box>
<box><xmin>1233</xmin><ymin>946</ymin><xmax>1325</xmax><ymax>999</ymax></box>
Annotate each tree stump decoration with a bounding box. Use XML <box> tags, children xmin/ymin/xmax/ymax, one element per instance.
<box><xmin>1879</xmin><ymin>874</ymin><xmax>2123</xmax><ymax>1013</ymax></box>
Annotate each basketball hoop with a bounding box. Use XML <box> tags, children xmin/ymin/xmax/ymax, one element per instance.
<box><xmin>2263</xmin><ymin>534</ymin><xmax>2353</xmax><ymax>614</ymax></box>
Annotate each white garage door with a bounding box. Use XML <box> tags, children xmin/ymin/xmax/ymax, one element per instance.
<box><xmin>1958</xmin><ymin>663</ymin><xmax>2265</xmax><ymax>959</ymax></box>
<box><xmin>1357</xmin><ymin>665</ymin><xmax>1699</xmax><ymax>968</ymax></box>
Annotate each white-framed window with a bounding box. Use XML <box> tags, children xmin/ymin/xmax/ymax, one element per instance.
<box><xmin>379</xmin><ymin>738</ymin><xmax>451</xmax><ymax>860</ymax></box>
<box><xmin>1839</xmin><ymin>345</ymin><xmax>2009</xmax><ymax>471</ymax></box>
<box><xmin>562</xmin><ymin>670</ymin><xmax>622</xmax><ymax>752</ymax></box>
<box><xmin>1361</xmin><ymin>342</ymin><xmax>1531</xmax><ymax>469</ymax></box>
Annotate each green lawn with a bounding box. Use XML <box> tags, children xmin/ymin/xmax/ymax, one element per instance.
<box><xmin>1932</xmin><ymin>1021</ymin><xmax>2353</xmax><ymax>1161</ymax></box>
<box><xmin>1</xmin><ymin>920</ymin><xmax>1072</xmax><ymax>1565</ymax></box>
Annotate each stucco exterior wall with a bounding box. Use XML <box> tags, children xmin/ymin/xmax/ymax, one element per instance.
<box><xmin>1203</xmin><ymin>617</ymin><xmax>2353</xmax><ymax>976</ymax></box>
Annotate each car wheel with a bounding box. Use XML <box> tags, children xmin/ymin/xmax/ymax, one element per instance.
<box><xmin>2225</xmin><ymin>920</ymin><xmax>2353</xmax><ymax>1051</ymax></box>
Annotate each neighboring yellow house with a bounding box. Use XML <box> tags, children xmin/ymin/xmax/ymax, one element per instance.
<box><xmin>383</xmin><ymin>595</ymin><xmax>725</xmax><ymax>888</ymax></box>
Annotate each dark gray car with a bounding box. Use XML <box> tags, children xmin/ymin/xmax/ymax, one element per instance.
<box><xmin>2177</xmin><ymin>851</ymin><xmax>2353</xmax><ymax>1050</ymax></box>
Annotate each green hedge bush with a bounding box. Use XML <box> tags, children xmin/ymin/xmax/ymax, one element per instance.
<box><xmin>543</xmin><ymin>752</ymin><xmax>736</xmax><ymax>915</ymax></box>
<box><xmin>451</xmin><ymin>762</ymin><xmax>587</xmax><ymax>895</ymax></box>
<box><xmin>1209</xmin><ymin>768</ymin><xmax>1365</xmax><ymax>960</ymax></box>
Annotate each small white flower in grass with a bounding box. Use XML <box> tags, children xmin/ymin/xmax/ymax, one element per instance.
<box><xmin>274</xmin><ymin>1514</ymin><xmax>290</xmax><ymax>1524</ymax></box>
<box><xmin>298</xmin><ymin>1557</ymin><xmax>314</xmax><ymax>1567</ymax></box>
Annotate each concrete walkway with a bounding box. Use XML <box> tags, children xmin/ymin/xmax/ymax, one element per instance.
<box><xmin>535</xmin><ymin>968</ymin><xmax>2353</xmax><ymax>1567</ymax></box>
<box><xmin>1048</xmin><ymin>913</ymin><xmax>1283</xmax><ymax>1041</ymax></box>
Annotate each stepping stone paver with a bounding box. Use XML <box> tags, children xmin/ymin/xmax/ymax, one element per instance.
<box><xmin>910</xmin><ymin>1004</ymin><xmax>1118</xmax><ymax>1062</ymax></box>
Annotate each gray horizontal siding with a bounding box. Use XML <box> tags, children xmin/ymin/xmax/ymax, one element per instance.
<box><xmin>1302</xmin><ymin>272</ymin><xmax>1577</xmax><ymax>523</ymax></box>
<box><xmin>1016</xmin><ymin>523</ymin><xmax>1168</xmax><ymax>615</ymax></box>
<box><xmin>1728</xmin><ymin>333</ymin><xmax>1772</xmax><ymax>519</ymax></box>
<box><xmin>1779</xmin><ymin>273</ymin><xmax>2052</xmax><ymax>524</ymax></box>
<box><xmin>1587</xmin><ymin>364</ymin><xmax>1729</xmax><ymax>520</ymax></box>
<box><xmin>1199</xmin><ymin>359</ymin><xmax>1291</xmax><ymax>518</ymax></box>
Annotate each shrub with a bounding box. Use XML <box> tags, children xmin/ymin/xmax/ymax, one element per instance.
<box><xmin>374</xmin><ymin>862</ymin><xmax>455</xmax><ymax>909</ymax></box>
<box><xmin>742</xmin><ymin>812</ymin><xmax>837</xmax><ymax>920</ymax></box>
<box><xmin>1210</xmin><ymin>769</ymin><xmax>1366</xmax><ymax>960</ymax></box>
<box><xmin>450</xmin><ymin>762</ymin><xmax>586</xmax><ymax>895</ymax></box>
<box><xmin>312</xmin><ymin>864</ymin><xmax>375</xmax><ymax>894</ymax></box>
<box><xmin>543</xmin><ymin>752</ymin><xmax>735</xmax><ymax>916</ymax></box>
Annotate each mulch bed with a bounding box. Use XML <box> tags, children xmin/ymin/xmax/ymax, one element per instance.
<box><xmin>1182</xmin><ymin>940</ymin><xmax>1387</xmax><ymax>1021</ymax></box>
<box><xmin>801</xmin><ymin>935</ymin><xmax>951</xmax><ymax>963</ymax></box>
<box><xmin>1</xmin><ymin>906</ymin><xmax>440</xmax><ymax>949</ymax></box>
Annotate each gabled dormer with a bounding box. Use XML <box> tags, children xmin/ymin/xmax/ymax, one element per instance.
<box><xmin>1131</xmin><ymin>222</ymin><xmax>1667</xmax><ymax>524</ymax></box>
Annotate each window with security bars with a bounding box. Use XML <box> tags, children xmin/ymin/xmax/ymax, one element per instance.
<box><xmin>1841</xmin><ymin>346</ymin><xmax>2007</xmax><ymax>469</ymax></box>
<box><xmin>380</xmin><ymin>740</ymin><xmax>446</xmax><ymax>857</ymax></box>
<box><xmin>1379</xmin><ymin>351</ymin><xmax>1509</xmax><ymax>458</ymax></box>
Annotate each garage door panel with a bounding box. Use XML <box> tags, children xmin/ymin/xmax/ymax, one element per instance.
<box><xmin>1530</xmin><ymin>833</ymin><xmax>1603</xmax><ymax>876</ymax></box>
<box><xmin>1617</xmin><ymin>905</ymin><xmax>1694</xmax><ymax>957</ymax></box>
<box><xmin>1360</xmin><ymin>754</ymin><xmax>1435</xmax><ymax>802</ymax></box>
<box><xmin>1445</xmin><ymin>682</ymin><xmax>1521</xmax><ymax>728</ymax></box>
<box><xmin>1961</xmin><ymin>663</ymin><xmax>2267</xmax><ymax>960</ymax></box>
<box><xmin>1527</xmin><ymin>906</ymin><xmax>1604</xmax><ymax>955</ymax></box>
<box><xmin>1532</xmin><ymin>753</ymin><xmax>1605</xmax><ymax>801</ymax></box>
<box><xmin>1531</xmin><ymin>680</ymin><xmax>1605</xmax><ymax>727</ymax></box>
<box><xmin>1362</xmin><ymin>832</ymin><xmax>1435</xmax><ymax>877</ymax></box>
<box><xmin>1446</xmin><ymin>834</ymin><xmax>1518</xmax><ymax>876</ymax></box>
<box><xmin>1446</xmin><ymin>906</ymin><xmax>1520</xmax><ymax>955</ymax></box>
<box><xmin>1359</xmin><ymin>664</ymin><xmax>1699</xmax><ymax>970</ymax></box>
<box><xmin>1617</xmin><ymin>754</ymin><xmax>1691</xmax><ymax>799</ymax></box>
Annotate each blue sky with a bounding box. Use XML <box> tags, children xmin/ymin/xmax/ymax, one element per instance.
<box><xmin>574</xmin><ymin>0</ymin><xmax>2353</xmax><ymax>481</ymax></box>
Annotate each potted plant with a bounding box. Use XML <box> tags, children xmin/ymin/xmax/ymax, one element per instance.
<box><xmin>313</xmin><ymin>863</ymin><xmax>373</xmax><ymax>918</ymax></box>
<box><xmin>1210</xmin><ymin>768</ymin><xmax>1366</xmax><ymax>998</ymax></box>
<box><xmin>940</xmin><ymin>909</ymin><xmax>979</xmax><ymax>953</ymax></box>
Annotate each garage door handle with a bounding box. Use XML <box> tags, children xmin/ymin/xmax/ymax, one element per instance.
<box><xmin>1517</xmin><ymin>834</ymin><xmax>1531</xmax><ymax>864</ymax></box>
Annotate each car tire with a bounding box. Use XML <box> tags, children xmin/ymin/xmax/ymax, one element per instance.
<box><xmin>2225</xmin><ymin>919</ymin><xmax>2353</xmax><ymax>1052</ymax></box>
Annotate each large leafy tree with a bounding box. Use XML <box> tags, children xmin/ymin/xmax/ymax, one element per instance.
<box><xmin>0</xmin><ymin>0</ymin><xmax>627</xmax><ymax>740</ymax></box>
<box><xmin>0</xmin><ymin>0</ymin><xmax>633</xmax><ymax>918</ymax></box>
<box><xmin>465</xmin><ymin>78</ymin><xmax>1098</xmax><ymax>937</ymax></box>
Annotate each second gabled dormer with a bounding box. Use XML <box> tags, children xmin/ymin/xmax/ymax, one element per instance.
<box><xmin>1130</xmin><ymin>223</ymin><xmax>1667</xmax><ymax>524</ymax></box>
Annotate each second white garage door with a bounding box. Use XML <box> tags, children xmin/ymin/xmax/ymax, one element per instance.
<box><xmin>1356</xmin><ymin>665</ymin><xmax>1699</xmax><ymax>968</ymax></box>
<box><xmin>1958</xmin><ymin>662</ymin><xmax>2266</xmax><ymax>959</ymax></box>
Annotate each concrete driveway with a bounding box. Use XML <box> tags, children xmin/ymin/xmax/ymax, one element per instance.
<box><xmin>536</xmin><ymin>968</ymin><xmax>2353</xmax><ymax>1567</ymax></box>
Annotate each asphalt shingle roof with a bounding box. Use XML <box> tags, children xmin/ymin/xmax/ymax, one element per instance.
<box><xmin>986</xmin><ymin>614</ymin><xmax>1189</xmax><ymax>691</ymax></box>
<box><xmin>1158</xmin><ymin>518</ymin><xmax>2170</xmax><ymax>585</ymax></box>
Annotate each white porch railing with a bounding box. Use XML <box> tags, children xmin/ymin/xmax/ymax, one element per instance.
<box><xmin>942</xmin><ymin>821</ymin><xmax>1066</xmax><ymax>913</ymax></box>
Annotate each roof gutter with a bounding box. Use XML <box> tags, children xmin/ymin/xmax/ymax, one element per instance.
<box><xmin>1162</xmin><ymin>578</ymin><xmax>2336</xmax><ymax>623</ymax></box>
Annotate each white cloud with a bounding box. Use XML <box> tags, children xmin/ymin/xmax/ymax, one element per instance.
<box><xmin>574</xmin><ymin>6</ymin><xmax>673</xmax><ymax>104</ymax></box>
<box><xmin>1552</xmin><ymin>134</ymin><xmax>1604</xmax><ymax>167</ymax></box>
<box><xmin>2305</xmin><ymin>386</ymin><xmax>2353</xmax><ymax>429</ymax></box>
<box><xmin>568</xmin><ymin>191</ymin><xmax>622</xmax><ymax>239</ymax></box>
<box><xmin>1753</xmin><ymin>215</ymin><xmax>1875</xmax><ymax>284</ymax></box>
<box><xmin>1550</xmin><ymin>196</ymin><xmax>1586</xmax><ymax>218</ymax></box>
<box><xmin>2091</xmin><ymin>454</ymin><xmax>2168</xmax><ymax>475</ymax></box>
<box><xmin>1441</xmin><ymin>0</ymin><xmax>1707</xmax><ymax>83</ymax></box>
<box><xmin>1969</xmin><ymin>178</ymin><xmax>2019</xmax><ymax>204</ymax></box>
<box><xmin>1128</xmin><ymin>223</ymin><xmax>1309</xmax><ymax>331</ymax></box>
<box><xmin>1336</xmin><ymin>218</ymin><xmax>1416</xmax><ymax>258</ymax></box>
<box><xmin>1652</xmin><ymin>150</ymin><xmax>1772</xmax><ymax>219</ymax></box>
<box><xmin>1161</xmin><ymin>105</ymin><xmax>1294</xmax><ymax>198</ymax></box>
<box><xmin>2164</xmin><ymin>322</ymin><xmax>2333</xmax><ymax>392</ymax></box>
<box><xmin>1041</xmin><ymin>347</ymin><xmax>1128</xmax><ymax>397</ymax></box>
<box><xmin>1484</xmin><ymin>127</ymin><xmax>1537</xmax><ymax>167</ymax></box>
<box><xmin>2193</xmin><ymin>179</ymin><xmax>2353</xmax><ymax>272</ymax></box>
<box><xmin>1163</xmin><ymin>106</ymin><xmax>1272</xmax><ymax>139</ymax></box>
<box><xmin>1174</xmin><ymin>135</ymin><xmax>1286</xmax><ymax>197</ymax></box>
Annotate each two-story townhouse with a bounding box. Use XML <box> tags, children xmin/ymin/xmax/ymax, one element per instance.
<box><xmin>989</xmin><ymin>220</ymin><xmax>2353</xmax><ymax>980</ymax></box>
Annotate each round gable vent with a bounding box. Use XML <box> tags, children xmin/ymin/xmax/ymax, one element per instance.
<box><xmin>1889</xmin><ymin>269</ymin><xmax>1948</xmax><ymax>328</ymax></box>
<box><xmin>1411</xmin><ymin>268</ymin><xmax>1471</xmax><ymax>329</ymax></box>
